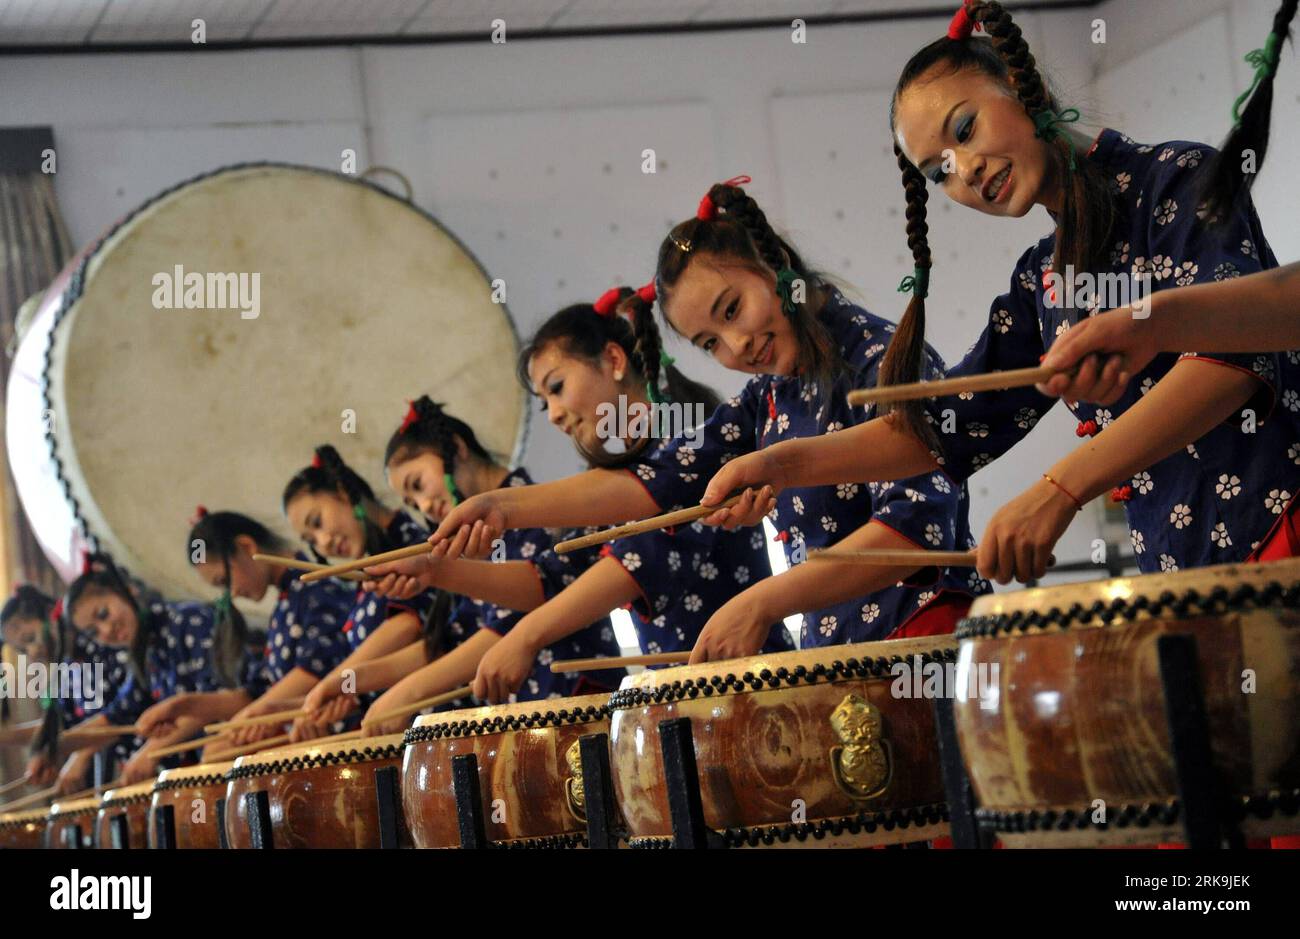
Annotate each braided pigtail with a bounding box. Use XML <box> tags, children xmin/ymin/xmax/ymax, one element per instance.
<box><xmin>968</xmin><ymin>1</ymin><xmax>1113</xmax><ymax>276</ymax></box>
<box><xmin>1202</xmin><ymin>0</ymin><xmax>1298</xmax><ymax>222</ymax></box>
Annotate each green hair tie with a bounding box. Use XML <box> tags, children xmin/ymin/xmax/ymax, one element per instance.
<box><xmin>646</xmin><ymin>381</ymin><xmax>663</xmax><ymax>405</ymax></box>
<box><xmin>1233</xmin><ymin>32</ymin><xmax>1282</xmax><ymax>124</ymax></box>
<box><xmin>39</xmin><ymin>616</ymin><xmax>53</xmax><ymax>710</ymax></box>
<box><xmin>444</xmin><ymin>473</ymin><xmax>461</xmax><ymax>507</ymax></box>
<box><xmin>352</xmin><ymin>504</ymin><xmax>367</xmax><ymax>520</ymax></box>
<box><xmin>774</xmin><ymin>268</ymin><xmax>801</xmax><ymax>316</ymax></box>
<box><xmin>1033</xmin><ymin>107</ymin><xmax>1081</xmax><ymax>172</ymax></box>
<box><xmin>897</xmin><ymin>266</ymin><xmax>930</xmax><ymax>300</ymax></box>
<box><xmin>213</xmin><ymin>590</ymin><xmax>233</xmax><ymax>619</ymax></box>
<box><xmin>659</xmin><ymin>351</ymin><xmax>676</xmax><ymax>369</ymax></box>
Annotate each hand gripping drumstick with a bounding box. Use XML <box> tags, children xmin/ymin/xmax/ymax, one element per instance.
<box><xmin>549</xmin><ymin>652</ymin><xmax>690</xmax><ymax>673</ymax></box>
<box><xmin>299</xmin><ymin>542</ymin><xmax>433</xmax><ymax>583</ymax></box>
<box><xmin>252</xmin><ymin>553</ymin><xmax>366</xmax><ymax>582</ymax></box>
<box><xmin>361</xmin><ymin>685</ymin><xmax>472</xmax><ymax>729</ymax></box>
<box><xmin>554</xmin><ymin>494</ymin><xmax>745</xmax><ymax>554</ymax></box>
<box><xmin>846</xmin><ymin>365</ymin><xmax>1060</xmax><ymax>407</ymax></box>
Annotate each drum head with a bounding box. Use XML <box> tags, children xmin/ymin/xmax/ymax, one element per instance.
<box><xmin>7</xmin><ymin>164</ymin><xmax>526</xmax><ymax>598</ymax></box>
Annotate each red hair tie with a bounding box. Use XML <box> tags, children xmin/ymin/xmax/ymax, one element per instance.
<box><xmin>51</xmin><ymin>598</ymin><xmax>64</xmax><ymax>622</ymax></box>
<box><xmin>593</xmin><ymin>287</ymin><xmax>622</xmax><ymax>317</ymax></box>
<box><xmin>636</xmin><ymin>281</ymin><xmax>656</xmax><ymax>305</ymax></box>
<box><xmin>311</xmin><ymin>453</ymin><xmax>323</xmax><ymax>469</ymax></box>
<box><xmin>190</xmin><ymin>505</ymin><xmax>208</xmax><ymax>526</ymax></box>
<box><xmin>398</xmin><ymin>400</ymin><xmax>419</xmax><ymax>435</ymax></box>
<box><xmin>697</xmin><ymin>174</ymin><xmax>754</xmax><ymax>220</ymax></box>
<box><xmin>948</xmin><ymin>2</ymin><xmax>975</xmax><ymax>40</ymax></box>
<box><xmin>80</xmin><ymin>550</ymin><xmax>93</xmax><ymax>575</ymax></box>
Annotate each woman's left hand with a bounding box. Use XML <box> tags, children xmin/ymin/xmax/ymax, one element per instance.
<box><xmin>471</xmin><ymin>634</ymin><xmax>535</xmax><ymax>704</ymax></box>
<box><xmin>976</xmin><ymin>477</ymin><xmax>1079</xmax><ymax>584</ymax></box>
<box><xmin>120</xmin><ymin>749</ymin><xmax>158</xmax><ymax>785</ymax></box>
<box><xmin>688</xmin><ymin>590</ymin><xmax>779</xmax><ymax>664</ymax></box>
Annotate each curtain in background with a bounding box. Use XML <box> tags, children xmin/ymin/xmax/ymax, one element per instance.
<box><xmin>0</xmin><ymin>127</ymin><xmax>72</xmax><ymax>601</ymax></box>
<box><xmin>1</xmin><ymin>129</ymin><xmax>74</xmax><ymax>784</ymax></box>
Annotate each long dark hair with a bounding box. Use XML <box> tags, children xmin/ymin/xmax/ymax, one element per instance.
<box><xmin>282</xmin><ymin>444</ymin><xmax>389</xmax><ymax>557</ymax></box>
<box><xmin>881</xmin><ymin>0</ymin><xmax>1115</xmax><ymax>445</ymax></box>
<box><xmin>1</xmin><ymin>585</ymin><xmax>57</xmax><ymax>724</ymax></box>
<box><xmin>187</xmin><ymin>508</ymin><xmax>285</xmax><ymax>687</ymax></box>
<box><xmin>518</xmin><ymin>287</ymin><xmax>723</xmax><ymax>469</ymax></box>
<box><xmin>381</xmin><ymin>402</ymin><xmax>479</xmax><ymax>657</ymax></box>
<box><xmin>654</xmin><ymin>180</ymin><xmax>846</xmax><ymax>395</ymax></box>
<box><xmin>64</xmin><ymin>555</ymin><xmax>153</xmax><ymax>687</ymax></box>
<box><xmin>1201</xmin><ymin>0</ymin><xmax>1298</xmax><ymax>221</ymax></box>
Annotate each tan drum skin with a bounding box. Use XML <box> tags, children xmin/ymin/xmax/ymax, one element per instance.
<box><xmin>403</xmin><ymin>693</ymin><xmax>612</xmax><ymax>849</ymax></box>
<box><xmin>224</xmin><ymin>734</ymin><xmax>409</xmax><ymax>849</ymax></box>
<box><xmin>609</xmin><ymin>635</ymin><xmax>955</xmax><ymax>848</ymax></box>
<box><xmin>6</xmin><ymin>163</ymin><xmax>527</xmax><ymax>600</ymax></box>
<box><xmin>953</xmin><ymin>558</ymin><xmax>1300</xmax><ymax>847</ymax></box>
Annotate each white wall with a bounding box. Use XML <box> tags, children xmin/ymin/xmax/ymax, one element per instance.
<box><xmin>2</xmin><ymin>0</ymin><xmax>1292</xmax><ymax>581</ymax></box>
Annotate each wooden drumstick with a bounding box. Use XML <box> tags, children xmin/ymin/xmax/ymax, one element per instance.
<box><xmin>62</xmin><ymin>724</ymin><xmax>139</xmax><ymax>739</ymax></box>
<box><xmin>846</xmin><ymin>365</ymin><xmax>1059</xmax><ymax>407</ymax></box>
<box><xmin>0</xmin><ymin>775</ymin><xmax>31</xmax><ymax>797</ymax></box>
<box><xmin>554</xmin><ymin>495</ymin><xmax>744</xmax><ymax>555</ymax></box>
<box><xmin>809</xmin><ymin>548</ymin><xmax>1055</xmax><ymax>567</ymax></box>
<box><xmin>0</xmin><ymin>784</ymin><xmax>60</xmax><ymax>812</ymax></box>
<box><xmin>361</xmin><ymin>685</ymin><xmax>473</xmax><ymax>728</ymax></box>
<box><xmin>549</xmin><ymin>652</ymin><xmax>689</xmax><ymax>673</ymax></box>
<box><xmin>61</xmin><ymin>780</ymin><xmax>119</xmax><ymax>802</ymax></box>
<box><xmin>809</xmin><ymin>548</ymin><xmax>979</xmax><ymax>566</ymax></box>
<box><xmin>147</xmin><ymin>734</ymin><xmax>227</xmax><ymax>759</ymax></box>
<box><xmin>203</xmin><ymin>706</ymin><xmax>306</xmax><ymax>734</ymax></box>
<box><xmin>252</xmin><ymin>553</ymin><xmax>367</xmax><ymax>582</ymax></box>
<box><xmin>299</xmin><ymin>542</ymin><xmax>432</xmax><ymax>582</ymax></box>
<box><xmin>203</xmin><ymin>733</ymin><xmax>292</xmax><ymax>762</ymax></box>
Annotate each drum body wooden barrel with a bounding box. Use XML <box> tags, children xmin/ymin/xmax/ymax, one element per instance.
<box><xmin>150</xmin><ymin>760</ymin><xmax>234</xmax><ymax>848</ymax></box>
<box><xmin>224</xmin><ymin>734</ymin><xmax>408</xmax><ymax>849</ymax></box>
<box><xmin>609</xmin><ymin>635</ymin><xmax>954</xmax><ymax>848</ymax></box>
<box><xmin>96</xmin><ymin>780</ymin><xmax>155</xmax><ymax>849</ymax></box>
<box><xmin>46</xmin><ymin>796</ymin><xmax>100</xmax><ymax>849</ymax></box>
<box><xmin>0</xmin><ymin>808</ymin><xmax>48</xmax><ymax>849</ymax></box>
<box><xmin>953</xmin><ymin>559</ymin><xmax>1300</xmax><ymax>847</ymax></box>
<box><xmin>403</xmin><ymin>694</ymin><xmax>611</xmax><ymax>848</ymax></box>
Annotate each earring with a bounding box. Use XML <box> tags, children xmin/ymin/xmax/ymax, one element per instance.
<box><xmin>614</xmin><ymin>370</ymin><xmax>624</xmax><ymax>381</ymax></box>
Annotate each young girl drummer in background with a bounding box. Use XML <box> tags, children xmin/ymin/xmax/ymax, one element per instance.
<box><xmin>699</xmin><ymin>0</ymin><xmax>1300</xmax><ymax>586</ymax></box>
<box><xmin>424</xmin><ymin>181</ymin><xmax>985</xmax><ymax>664</ymax></box>
<box><xmin>1041</xmin><ymin>0</ymin><xmax>1300</xmax><ymax>400</ymax></box>
<box><xmin>27</xmin><ymin>555</ymin><xmax>263</xmax><ymax>785</ymax></box>
<box><xmin>2</xmin><ymin>586</ymin><xmax>129</xmax><ymax>794</ymax></box>
<box><xmin>310</xmin><ymin>397</ymin><xmax>625</xmax><ymax>733</ymax></box>
<box><xmin>377</xmin><ymin>286</ymin><xmax>794</xmax><ymax>704</ymax></box>
<box><xmin>134</xmin><ymin>509</ymin><xmax>355</xmax><ymax>747</ymax></box>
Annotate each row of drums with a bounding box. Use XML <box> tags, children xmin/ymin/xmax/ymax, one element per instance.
<box><xmin>4</xmin><ymin>559</ymin><xmax>1299</xmax><ymax>849</ymax></box>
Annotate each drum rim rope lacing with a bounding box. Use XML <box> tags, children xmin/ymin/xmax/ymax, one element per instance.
<box><xmin>626</xmin><ymin>801</ymin><xmax>951</xmax><ymax>849</ymax></box>
<box><xmin>98</xmin><ymin>790</ymin><xmax>152</xmax><ymax>810</ymax></box>
<box><xmin>152</xmin><ymin>771</ymin><xmax>230</xmax><ymax>792</ymax></box>
<box><xmin>954</xmin><ymin>578</ymin><xmax>1300</xmax><ymax>641</ymax></box>
<box><xmin>0</xmin><ymin>808</ymin><xmax>51</xmax><ymax>828</ymax></box>
<box><xmin>226</xmin><ymin>740</ymin><xmax>406</xmax><ymax>781</ymax></box>
<box><xmin>607</xmin><ymin>646</ymin><xmax>956</xmax><ymax>711</ymax></box>
<box><xmin>975</xmin><ymin>786</ymin><xmax>1300</xmax><ymax>834</ymax></box>
<box><xmin>403</xmin><ymin>704</ymin><xmax>609</xmax><ymax>743</ymax></box>
<box><xmin>37</xmin><ymin>159</ymin><xmax>530</xmax><ymax>587</ymax></box>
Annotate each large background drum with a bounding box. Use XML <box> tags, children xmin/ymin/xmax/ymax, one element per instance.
<box><xmin>6</xmin><ymin>163</ymin><xmax>527</xmax><ymax>599</ymax></box>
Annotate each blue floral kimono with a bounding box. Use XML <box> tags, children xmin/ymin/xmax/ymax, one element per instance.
<box><xmin>934</xmin><ymin>129</ymin><xmax>1299</xmax><ymax>572</ymax></box>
